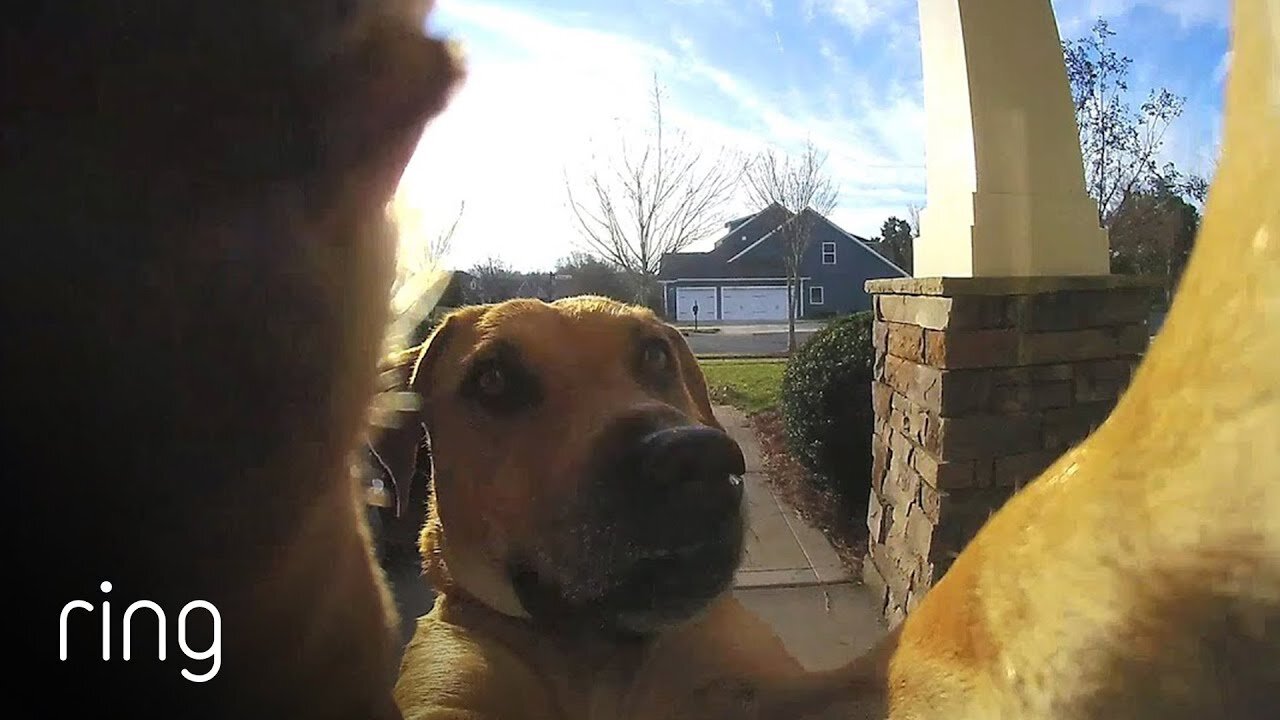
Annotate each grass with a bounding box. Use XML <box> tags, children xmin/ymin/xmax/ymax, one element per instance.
<box><xmin>699</xmin><ymin>358</ymin><xmax>787</xmax><ymax>414</ymax></box>
<box><xmin>699</xmin><ymin>356</ymin><xmax>867</xmax><ymax>575</ymax></box>
<box><xmin>694</xmin><ymin>352</ymin><xmax>788</xmax><ymax>360</ymax></box>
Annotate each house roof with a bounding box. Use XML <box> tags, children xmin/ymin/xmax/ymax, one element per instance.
<box><xmin>773</xmin><ymin>208</ymin><xmax>906</xmax><ymax>275</ymax></box>
<box><xmin>800</xmin><ymin>208</ymin><xmax>910</xmax><ymax>277</ymax></box>
<box><xmin>656</xmin><ymin>250</ymin><xmax>711</xmax><ymax>278</ymax></box>
<box><xmin>660</xmin><ymin>202</ymin><xmax>794</xmax><ymax>279</ymax></box>
<box><xmin>711</xmin><ymin>201</ymin><xmax>792</xmax><ymax>254</ymax></box>
<box><xmin>723</xmin><ymin>213</ymin><xmax>757</xmax><ymax>232</ymax></box>
<box><xmin>658</xmin><ymin>205</ymin><xmax>908</xmax><ymax>279</ymax></box>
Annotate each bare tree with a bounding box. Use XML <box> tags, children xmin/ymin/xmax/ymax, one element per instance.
<box><xmin>1063</xmin><ymin>19</ymin><xmax>1186</xmax><ymax>225</ymax></box>
<box><xmin>467</xmin><ymin>256</ymin><xmax>524</xmax><ymax>304</ymax></box>
<box><xmin>390</xmin><ymin>200</ymin><xmax>464</xmax><ymax>303</ymax></box>
<box><xmin>426</xmin><ymin>200</ymin><xmax>464</xmax><ymax>265</ymax></box>
<box><xmin>565</xmin><ymin>75</ymin><xmax>742</xmax><ymax>308</ymax></box>
<box><xmin>743</xmin><ymin>139</ymin><xmax>839</xmax><ymax>353</ymax></box>
<box><xmin>555</xmin><ymin>252</ymin><xmax>631</xmax><ymax>301</ymax></box>
<box><xmin>381</xmin><ymin>199</ymin><xmax>466</xmax><ymax>359</ymax></box>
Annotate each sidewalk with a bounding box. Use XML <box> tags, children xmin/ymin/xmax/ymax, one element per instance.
<box><xmin>716</xmin><ymin>404</ymin><xmax>851</xmax><ymax>588</ymax></box>
<box><xmin>716</xmin><ymin>404</ymin><xmax>888</xmax><ymax>671</ymax></box>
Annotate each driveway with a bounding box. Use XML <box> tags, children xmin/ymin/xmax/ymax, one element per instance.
<box><xmin>681</xmin><ymin>320</ymin><xmax>827</xmax><ymax>356</ymax></box>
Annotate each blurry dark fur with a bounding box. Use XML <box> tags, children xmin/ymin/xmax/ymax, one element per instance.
<box><xmin>6</xmin><ymin>1</ymin><xmax>464</xmax><ymax>717</ymax></box>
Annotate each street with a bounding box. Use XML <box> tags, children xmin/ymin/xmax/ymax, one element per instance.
<box><xmin>680</xmin><ymin>321</ymin><xmax>826</xmax><ymax>356</ymax></box>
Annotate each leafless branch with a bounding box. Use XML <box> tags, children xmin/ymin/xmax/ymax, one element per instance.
<box><xmin>743</xmin><ymin>138</ymin><xmax>840</xmax><ymax>352</ymax></box>
<box><xmin>384</xmin><ymin>198</ymin><xmax>467</xmax><ymax>350</ymax></box>
<box><xmin>427</xmin><ymin>200</ymin><xmax>464</xmax><ymax>263</ymax></box>
<box><xmin>390</xmin><ymin>199</ymin><xmax>465</xmax><ymax>299</ymax></box>
<box><xmin>564</xmin><ymin>74</ymin><xmax>744</xmax><ymax>305</ymax></box>
<box><xmin>1064</xmin><ymin>20</ymin><xmax>1186</xmax><ymax>226</ymax></box>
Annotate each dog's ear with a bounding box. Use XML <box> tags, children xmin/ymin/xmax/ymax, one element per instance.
<box><xmin>407</xmin><ymin>313</ymin><xmax>461</xmax><ymax>398</ymax></box>
<box><xmin>365</xmin><ymin>314</ymin><xmax>460</xmax><ymax>515</ymax></box>
<box><xmin>663</xmin><ymin>324</ymin><xmax>723</xmax><ymax>430</ymax></box>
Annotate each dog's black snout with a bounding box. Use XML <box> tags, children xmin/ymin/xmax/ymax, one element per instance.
<box><xmin>638</xmin><ymin>426</ymin><xmax>747</xmax><ymax>497</ymax></box>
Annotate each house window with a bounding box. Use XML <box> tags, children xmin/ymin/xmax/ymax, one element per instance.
<box><xmin>809</xmin><ymin>286</ymin><xmax>825</xmax><ymax>305</ymax></box>
<box><xmin>821</xmin><ymin>242</ymin><xmax>837</xmax><ymax>265</ymax></box>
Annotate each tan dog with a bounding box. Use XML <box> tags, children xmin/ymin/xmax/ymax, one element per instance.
<box><xmin>384</xmin><ymin>296</ymin><xmax>847</xmax><ymax>719</ymax></box>
<box><xmin>388</xmin><ymin>2</ymin><xmax>1279</xmax><ymax>718</ymax></box>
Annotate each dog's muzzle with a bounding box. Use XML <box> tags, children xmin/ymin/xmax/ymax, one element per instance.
<box><xmin>638</xmin><ymin>425</ymin><xmax>746</xmax><ymax>504</ymax></box>
<box><xmin>510</xmin><ymin>410</ymin><xmax>748</xmax><ymax>638</ymax></box>
<box><xmin>631</xmin><ymin>425</ymin><xmax>747</xmax><ymax>547</ymax></box>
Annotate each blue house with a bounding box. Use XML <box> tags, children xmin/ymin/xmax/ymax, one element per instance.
<box><xmin>657</xmin><ymin>202</ymin><xmax>909</xmax><ymax>322</ymax></box>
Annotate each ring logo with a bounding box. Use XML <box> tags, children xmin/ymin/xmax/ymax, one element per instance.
<box><xmin>59</xmin><ymin>581</ymin><xmax>222</xmax><ymax>682</ymax></box>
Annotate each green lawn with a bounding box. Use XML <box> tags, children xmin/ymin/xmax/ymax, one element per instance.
<box><xmin>698</xmin><ymin>358</ymin><xmax>787</xmax><ymax>414</ymax></box>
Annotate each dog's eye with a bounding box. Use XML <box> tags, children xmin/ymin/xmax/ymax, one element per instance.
<box><xmin>476</xmin><ymin>366</ymin><xmax>505</xmax><ymax>397</ymax></box>
<box><xmin>639</xmin><ymin>339</ymin><xmax>672</xmax><ymax>376</ymax></box>
<box><xmin>461</xmin><ymin>348</ymin><xmax>542</xmax><ymax>414</ymax></box>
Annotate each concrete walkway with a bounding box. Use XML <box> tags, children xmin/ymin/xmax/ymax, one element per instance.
<box><xmin>717</xmin><ymin>404</ymin><xmax>888</xmax><ymax>671</ymax></box>
<box><xmin>722</xmin><ymin>403</ymin><xmax>851</xmax><ymax>589</ymax></box>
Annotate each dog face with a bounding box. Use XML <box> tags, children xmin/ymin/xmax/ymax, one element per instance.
<box><xmin>410</xmin><ymin>295</ymin><xmax>746</xmax><ymax>636</ymax></box>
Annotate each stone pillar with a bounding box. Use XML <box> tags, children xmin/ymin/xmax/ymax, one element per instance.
<box><xmin>861</xmin><ymin>276</ymin><xmax>1158</xmax><ymax>627</ymax></box>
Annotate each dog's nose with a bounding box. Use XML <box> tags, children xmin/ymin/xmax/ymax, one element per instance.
<box><xmin>637</xmin><ymin>426</ymin><xmax>747</xmax><ymax>499</ymax></box>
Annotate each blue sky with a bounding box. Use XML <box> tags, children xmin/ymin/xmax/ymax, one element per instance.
<box><xmin>393</xmin><ymin>0</ymin><xmax>1230</xmax><ymax>272</ymax></box>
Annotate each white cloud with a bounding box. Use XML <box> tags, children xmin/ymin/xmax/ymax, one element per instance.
<box><xmin>1137</xmin><ymin>0</ymin><xmax>1228</xmax><ymax>29</ymax></box>
<box><xmin>1054</xmin><ymin>0</ymin><xmax>1229</xmax><ymax>34</ymax></box>
<box><xmin>637</xmin><ymin>41</ymin><xmax>929</xmax><ymax>233</ymax></box>
<box><xmin>826</xmin><ymin>0</ymin><xmax>886</xmax><ymax>34</ymax></box>
<box><xmin>397</xmin><ymin>3</ymin><xmax>677</xmax><ymax>271</ymax></box>
<box><xmin>1212</xmin><ymin>50</ymin><xmax>1232</xmax><ymax>85</ymax></box>
<box><xmin>395</xmin><ymin>1</ymin><xmax>928</xmax><ymax>272</ymax></box>
<box><xmin>671</xmin><ymin>29</ymin><xmax>695</xmax><ymax>55</ymax></box>
<box><xmin>1159</xmin><ymin>100</ymin><xmax>1223</xmax><ymax>182</ymax></box>
<box><xmin>401</xmin><ymin>0</ymin><xmax>1223</xmax><ymax>276</ymax></box>
<box><xmin>807</xmin><ymin>0</ymin><xmax>919</xmax><ymax>38</ymax></box>
<box><xmin>800</xmin><ymin>0</ymin><xmax>814</xmax><ymax>22</ymax></box>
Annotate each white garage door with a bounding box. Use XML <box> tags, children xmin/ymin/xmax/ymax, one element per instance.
<box><xmin>720</xmin><ymin>286</ymin><xmax>790</xmax><ymax>321</ymax></box>
<box><xmin>674</xmin><ymin>287</ymin><xmax>718</xmax><ymax>322</ymax></box>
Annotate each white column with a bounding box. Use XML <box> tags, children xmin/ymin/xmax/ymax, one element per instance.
<box><xmin>914</xmin><ymin>0</ymin><xmax>1109</xmax><ymax>277</ymax></box>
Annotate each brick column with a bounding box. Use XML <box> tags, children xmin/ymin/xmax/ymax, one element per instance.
<box><xmin>861</xmin><ymin>275</ymin><xmax>1159</xmax><ymax>627</ymax></box>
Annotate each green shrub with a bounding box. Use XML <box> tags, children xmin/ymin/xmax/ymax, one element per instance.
<box><xmin>779</xmin><ymin>310</ymin><xmax>876</xmax><ymax>518</ymax></box>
